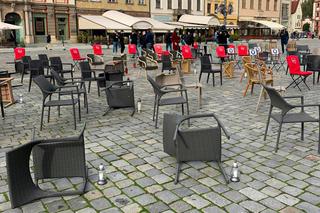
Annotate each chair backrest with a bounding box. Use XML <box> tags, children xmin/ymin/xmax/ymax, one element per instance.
<box><xmin>242</xmin><ymin>56</ymin><xmax>251</xmax><ymax>64</ymax></box>
<box><xmin>200</xmin><ymin>55</ymin><xmax>211</xmax><ymax>72</ymax></box>
<box><xmin>307</xmin><ymin>55</ymin><xmax>320</xmax><ymax>71</ymax></box>
<box><xmin>50</xmin><ymin>69</ymin><xmax>65</xmax><ymax>86</ymax></box>
<box><xmin>147</xmin><ymin>75</ymin><xmax>163</xmax><ymax>96</ymax></box>
<box><xmin>216</xmin><ymin>46</ymin><xmax>226</xmax><ymax>58</ymax></box>
<box><xmin>29</xmin><ymin>60</ymin><xmax>44</xmax><ymax>76</ymax></box>
<box><xmin>154</xmin><ymin>44</ymin><xmax>163</xmax><ymax>56</ymax></box>
<box><xmin>33</xmin><ymin>75</ymin><xmax>57</xmax><ymax>97</ymax></box>
<box><xmin>161</xmin><ymin>54</ymin><xmax>172</xmax><ymax>71</ymax></box>
<box><xmin>263</xmin><ymin>85</ymin><xmax>293</xmax><ymax>114</ymax></box>
<box><xmin>297</xmin><ymin>45</ymin><xmax>309</xmax><ymax>53</ymax></box>
<box><xmin>70</xmin><ymin>48</ymin><xmax>82</xmax><ymax>60</ymax></box>
<box><xmin>286</xmin><ymin>55</ymin><xmax>301</xmax><ymax>73</ymax></box>
<box><xmin>258</xmin><ymin>51</ymin><xmax>269</xmax><ymax>60</ymax></box>
<box><xmin>128</xmin><ymin>44</ymin><xmax>137</xmax><ymax>54</ymax></box>
<box><xmin>287</xmin><ymin>51</ymin><xmax>299</xmax><ymax>56</ymax></box>
<box><xmin>238</xmin><ymin>45</ymin><xmax>248</xmax><ymax>56</ymax></box>
<box><xmin>312</xmin><ymin>47</ymin><xmax>320</xmax><ymax>55</ymax></box>
<box><xmin>22</xmin><ymin>56</ymin><xmax>32</xmax><ymax>66</ymax></box>
<box><xmin>49</xmin><ymin>57</ymin><xmax>63</xmax><ymax>72</ymax></box>
<box><xmin>79</xmin><ymin>61</ymin><xmax>92</xmax><ymax>79</ymax></box>
<box><xmin>92</xmin><ymin>44</ymin><xmax>103</xmax><ymax>55</ymax></box>
<box><xmin>248</xmin><ymin>43</ymin><xmax>258</xmax><ymax>50</ymax></box>
<box><xmin>38</xmin><ymin>54</ymin><xmax>49</xmax><ymax>68</ymax></box>
<box><xmin>245</xmin><ymin>63</ymin><xmax>259</xmax><ymax>82</ymax></box>
<box><xmin>14</xmin><ymin>48</ymin><xmax>25</xmax><ymax>60</ymax></box>
<box><xmin>181</xmin><ymin>45</ymin><xmax>192</xmax><ymax>59</ymax></box>
<box><xmin>287</xmin><ymin>40</ymin><xmax>297</xmax><ymax>51</ymax></box>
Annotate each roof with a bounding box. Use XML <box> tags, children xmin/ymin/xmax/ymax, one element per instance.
<box><xmin>242</xmin><ymin>20</ymin><xmax>285</xmax><ymax>30</ymax></box>
<box><xmin>291</xmin><ymin>0</ymin><xmax>300</xmax><ymax>14</ymax></box>
<box><xmin>178</xmin><ymin>14</ymin><xmax>220</xmax><ymax>26</ymax></box>
<box><xmin>166</xmin><ymin>21</ymin><xmax>208</xmax><ymax>29</ymax></box>
<box><xmin>138</xmin><ymin>18</ymin><xmax>175</xmax><ymax>32</ymax></box>
<box><xmin>78</xmin><ymin>15</ymin><xmax>131</xmax><ymax>31</ymax></box>
<box><xmin>102</xmin><ymin>10</ymin><xmax>152</xmax><ymax>29</ymax></box>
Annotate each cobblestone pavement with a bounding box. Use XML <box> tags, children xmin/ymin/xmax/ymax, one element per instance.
<box><xmin>0</xmin><ymin>40</ymin><xmax>320</xmax><ymax>212</ymax></box>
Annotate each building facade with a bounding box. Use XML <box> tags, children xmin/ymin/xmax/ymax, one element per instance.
<box><xmin>280</xmin><ymin>0</ymin><xmax>291</xmax><ymax>28</ymax></box>
<box><xmin>150</xmin><ymin>0</ymin><xmax>204</xmax><ymax>22</ymax></box>
<box><xmin>204</xmin><ymin>0</ymin><xmax>238</xmax><ymax>25</ymax></box>
<box><xmin>238</xmin><ymin>0</ymin><xmax>281</xmax><ymax>22</ymax></box>
<box><xmin>0</xmin><ymin>0</ymin><xmax>77</xmax><ymax>45</ymax></box>
<box><xmin>313</xmin><ymin>0</ymin><xmax>320</xmax><ymax>36</ymax></box>
<box><xmin>76</xmin><ymin>0</ymin><xmax>150</xmax><ymax>17</ymax></box>
<box><xmin>290</xmin><ymin>0</ymin><xmax>303</xmax><ymax>32</ymax></box>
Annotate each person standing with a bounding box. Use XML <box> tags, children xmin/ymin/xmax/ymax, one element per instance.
<box><xmin>280</xmin><ymin>29</ymin><xmax>289</xmax><ymax>53</ymax></box>
<box><xmin>165</xmin><ymin>30</ymin><xmax>172</xmax><ymax>51</ymax></box>
<box><xmin>140</xmin><ymin>31</ymin><xmax>147</xmax><ymax>52</ymax></box>
<box><xmin>131</xmin><ymin>30</ymin><xmax>138</xmax><ymax>57</ymax></box>
<box><xmin>146</xmin><ymin>29</ymin><xmax>154</xmax><ymax>50</ymax></box>
<box><xmin>119</xmin><ymin>30</ymin><xmax>125</xmax><ymax>54</ymax></box>
<box><xmin>172</xmin><ymin>29</ymin><xmax>180</xmax><ymax>51</ymax></box>
<box><xmin>112</xmin><ymin>31</ymin><xmax>119</xmax><ymax>53</ymax></box>
<box><xmin>46</xmin><ymin>34</ymin><xmax>51</xmax><ymax>50</ymax></box>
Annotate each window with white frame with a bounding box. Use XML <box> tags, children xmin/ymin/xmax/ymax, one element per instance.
<box><xmin>156</xmin><ymin>0</ymin><xmax>161</xmax><ymax>8</ymax></box>
<box><xmin>125</xmin><ymin>0</ymin><xmax>133</xmax><ymax>4</ymax></box>
<box><xmin>139</xmin><ymin>0</ymin><xmax>145</xmax><ymax>4</ymax></box>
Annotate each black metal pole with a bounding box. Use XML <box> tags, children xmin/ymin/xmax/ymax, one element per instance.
<box><xmin>224</xmin><ymin>0</ymin><xmax>227</xmax><ymax>27</ymax></box>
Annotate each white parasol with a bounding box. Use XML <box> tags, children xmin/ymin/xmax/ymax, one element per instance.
<box><xmin>0</xmin><ymin>21</ymin><xmax>21</xmax><ymax>30</ymax></box>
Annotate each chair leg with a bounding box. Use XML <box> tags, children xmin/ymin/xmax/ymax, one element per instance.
<box><xmin>256</xmin><ymin>87</ymin><xmax>264</xmax><ymax>112</ymax></box>
<box><xmin>250</xmin><ymin>83</ymin><xmax>254</xmax><ymax>95</ymax></box>
<box><xmin>174</xmin><ymin>162</ymin><xmax>182</xmax><ymax>184</ymax></box>
<box><xmin>152</xmin><ymin>95</ymin><xmax>157</xmax><ymax>121</ymax></box>
<box><xmin>85</xmin><ymin>92</ymin><xmax>88</xmax><ymax>113</ymax></box>
<box><xmin>40</xmin><ymin>105</ymin><xmax>45</xmax><ymax>131</ymax></box>
<box><xmin>155</xmin><ymin>101</ymin><xmax>160</xmax><ymax>129</ymax></box>
<box><xmin>72</xmin><ymin>103</ymin><xmax>77</xmax><ymax>130</ymax></box>
<box><xmin>47</xmin><ymin>106</ymin><xmax>50</xmax><ymax>123</ymax></box>
<box><xmin>97</xmin><ymin>82</ymin><xmax>100</xmax><ymax>97</ymax></box>
<box><xmin>264</xmin><ymin>107</ymin><xmax>272</xmax><ymax>141</ymax></box>
<box><xmin>78</xmin><ymin>101</ymin><xmax>81</xmax><ymax>122</ymax></box>
<box><xmin>181</xmin><ymin>104</ymin><xmax>184</xmax><ymax>115</ymax></box>
<box><xmin>212</xmin><ymin>73</ymin><xmax>215</xmax><ymax>87</ymax></box>
<box><xmin>88</xmin><ymin>81</ymin><xmax>91</xmax><ymax>93</ymax></box>
<box><xmin>28</xmin><ymin>76</ymin><xmax>32</xmax><ymax>92</ymax></box>
<box><xmin>275</xmin><ymin>121</ymin><xmax>283</xmax><ymax>152</ymax></box>
<box><xmin>220</xmin><ymin>72</ymin><xmax>222</xmax><ymax>85</ymax></box>
<box><xmin>206</xmin><ymin>73</ymin><xmax>210</xmax><ymax>83</ymax></box>
<box><xmin>199</xmin><ymin>72</ymin><xmax>202</xmax><ymax>82</ymax></box>
<box><xmin>301</xmin><ymin>122</ymin><xmax>304</xmax><ymax>141</ymax></box>
<box><xmin>243</xmin><ymin>82</ymin><xmax>250</xmax><ymax>97</ymax></box>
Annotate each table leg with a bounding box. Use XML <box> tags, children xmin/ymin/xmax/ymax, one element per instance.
<box><xmin>0</xmin><ymin>88</ymin><xmax>4</xmax><ymax>118</ymax></box>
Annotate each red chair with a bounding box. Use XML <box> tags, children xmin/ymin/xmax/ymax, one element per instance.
<box><xmin>154</xmin><ymin>44</ymin><xmax>163</xmax><ymax>58</ymax></box>
<box><xmin>181</xmin><ymin>45</ymin><xmax>193</xmax><ymax>59</ymax></box>
<box><xmin>286</xmin><ymin>55</ymin><xmax>312</xmax><ymax>91</ymax></box>
<box><xmin>216</xmin><ymin>46</ymin><xmax>229</xmax><ymax>62</ymax></box>
<box><xmin>92</xmin><ymin>44</ymin><xmax>103</xmax><ymax>56</ymax></box>
<box><xmin>14</xmin><ymin>48</ymin><xmax>25</xmax><ymax>61</ymax></box>
<box><xmin>235</xmin><ymin>45</ymin><xmax>249</xmax><ymax>69</ymax></box>
<box><xmin>70</xmin><ymin>48</ymin><xmax>86</xmax><ymax>69</ymax></box>
<box><xmin>193</xmin><ymin>42</ymin><xmax>199</xmax><ymax>49</ymax></box>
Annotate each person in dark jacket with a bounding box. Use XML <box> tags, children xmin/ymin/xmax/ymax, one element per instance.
<box><xmin>165</xmin><ymin>30</ymin><xmax>172</xmax><ymax>51</ymax></box>
<box><xmin>119</xmin><ymin>30</ymin><xmax>125</xmax><ymax>54</ymax></box>
<box><xmin>112</xmin><ymin>31</ymin><xmax>119</xmax><ymax>53</ymax></box>
<box><xmin>172</xmin><ymin>29</ymin><xmax>180</xmax><ymax>51</ymax></box>
<box><xmin>131</xmin><ymin>30</ymin><xmax>138</xmax><ymax>57</ymax></box>
<box><xmin>217</xmin><ymin>27</ymin><xmax>230</xmax><ymax>53</ymax></box>
<box><xmin>280</xmin><ymin>29</ymin><xmax>289</xmax><ymax>53</ymax></box>
<box><xmin>140</xmin><ymin>31</ymin><xmax>147</xmax><ymax>51</ymax></box>
<box><xmin>46</xmin><ymin>34</ymin><xmax>51</xmax><ymax>50</ymax></box>
<box><xmin>145</xmin><ymin>29</ymin><xmax>154</xmax><ymax>50</ymax></box>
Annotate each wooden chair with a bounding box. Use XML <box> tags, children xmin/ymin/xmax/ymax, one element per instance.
<box><xmin>243</xmin><ymin>63</ymin><xmax>273</xmax><ymax>97</ymax></box>
<box><xmin>223</xmin><ymin>61</ymin><xmax>235</xmax><ymax>78</ymax></box>
<box><xmin>239</xmin><ymin>56</ymin><xmax>252</xmax><ymax>83</ymax></box>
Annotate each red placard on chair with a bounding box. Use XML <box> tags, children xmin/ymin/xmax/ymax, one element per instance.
<box><xmin>14</xmin><ymin>48</ymin><xmax>25</xmax><ymax>61</ymax></box>
<box><xmin>70</xmin><ymin>48</ymin><xmax>85</xmax><ymax>61</ymax></box>
<box><xmin>237</xmin><ymin>45</ymin><xmax>249</xmax><ymax>56</ymax></box>
<box><xmin>93</xmin><ymin>44</ymin><xmax>103</xmax><ymax>55</ymax></box>
<box><xmin>193</xmin><ymin>42</ymin><xmax>199</xmax><ymax>49</ymax></box>
<box><xmin>216</xmin><ymin>46</ymin><xmax>228</xmax><ymax>59</ymax></box>
<box><xmin>128</xmin><ymin>44</ymin><xmax>137</xmax><ymax>54</ymax></box>
<box><xmin>181</xmin><ymin>45</ymin><xmax>192</xmax><ymax>59</ymax></box>
<box><xmin>154</xmin><ymin>44</ymin><xmax>163</xmax><ymax>58</ymax></box>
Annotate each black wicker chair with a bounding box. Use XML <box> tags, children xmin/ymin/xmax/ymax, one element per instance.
<box><xmin>51</xmin><ymin>69</ymin><xmax>88</xmax><ymax>113</ymax></box>
<box><xmin>147</xmin><ymin>75</ymin><xmax>189</xmax><ymax>128</ymax></box>
<box><xmin>263</xmin><ymin>85</ymin><xmax>320</xmax><ymax>153</ymax></box>
<box><xmin>28</xmin><ymin>60</ymin><xmax>53</xmax><ymax>92</ymax></box>
<box><xmin>79</xmin><ymin>61</ymin><xmax>105</xmax><ymax>96</ymax></box>
<box><xmin>49</xmin><ymin>57</ymin><xmax>74</xmax><ymax>79</ymax></box>
<box><xmin>38</xmin><ymin>54</ymin><xmax>50</xmax><ymax>75</ymax></box>
<box><xmin>306</xmin><ymin>55</ymin><xmax>320</xmax><ymax>84</ymax></box>
<box><xmin>104</xmin><ymin>80</ymin><xmax>135</xmax><ymax>116</ymax></box>
<box><xmin>161</xmin><ymin>54</ymin><xmax>175</xmax><ymax>73</ymax></box>
<box><xmin>163</xmin><ymin>113</ymin><xmax>231</xmax><ymax>184</ymax></box>
<box><xmin>0</xmin><ymin>80</ymin><xmax>4</xmax><ymax>118</ymax></box>
<box><xmin>6</xmin><ymin>124</ymin><xmax>87</xmax><ymax>208</ymax></box>
<box><xmin>33</xmin><ymin>75</ymin><xmax>81</xmax><ymax>130</ymax></box>
<box><xmin>199</xmin><ymin>55</ymin><xmax>223</xmax><ymax>86</ymax></box>
<box><xmin>20</xmin><ymin>56</ymin><xmax>32</xmax><ymax>83</ymax></box>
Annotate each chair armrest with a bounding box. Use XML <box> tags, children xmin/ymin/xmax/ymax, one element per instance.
<box><xmin>291</xmin><ymin>104</ymin><xmax>320</xmax><ymax>108</ymax></box>
<box><xmin>62</xmin><ymin>62</ymin><xmax>74</xmax><ymax>69</ymax></box>
<box><xmin>106</xmin><ymin>80</ymin><xmax>133</xmax><ymax>89</ymax></box>
<box><xmin>161</xmin><ymin>83</ymin><xmax>183</xmax><ymax>88</ymax></box>
<box><xmin>283</xmin><ymin>95</ymin><xmax>304</xmax><ymax>105</ymax></box>
<box><xmin>161</xmin><ymin>87</ymin><xmax>186</xmax><ymax>93</ymax></box>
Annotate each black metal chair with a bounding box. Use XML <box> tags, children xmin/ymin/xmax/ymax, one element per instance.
<box><xmin>161</xmin><ymin>54</ymin><xmax>175</xmax><ymax>73</ymax></box>
<box><xmin>20</xmin><ymin>56</ymin><xmax>32</xmax><ymax>83</ymax></box>
<box><xmin>6</xmin><ymin>124</ymin><xmax>87</xmax><ymax>208</ymax></box>
<box><xmin>33</xmin><ymin>75</ymin><xmax>81</xmax><ymax>130</ymax></box>
<box><xmin>0</xmin><ymin>80</ymin><xmax>4</xmax><ymax>118</ymax></box>
<box><xmin>199</xmin><ymin>55</ymin><xmax>223</xmax><ymax>86</ymax></box>
<box><xmin>79</xmin><ymin>61</ymin><xmax>105</xmax><ymax>96</ymax></box>
<box><xmin>51</xmin><ymin>69</ymin><xmax>88</xmax><ymax>113</ymax></box>
<box><xmin>163</xmin><ymin>113</ymin><xmax>231</xmax><ymax>184</ymax></box>
<box><xmin>263</xmin><ymin>85</ymin><xmax>320</xmax><ymax>153</ymax></box>
<box><xmin>147</xmin><ymin>75</ymin><xmax>189</xmax><ymax>128</ymax></box>
<box><xmin>297</xmin><ymin>45</ymin><xmax>310</xmax><ymax>53</ymax></box>
<box><xmin>49</xmin><ymin>57</ymin><xmax>74</xmax><ymax>79</ymax></box>
<box><xmin>38</xmin><ymin>54</ymin><xmax>50</xmax><ymax>75</ymax></box>
<box><xmin>306</xmin><ymin>55</ymin><xmax>320</xmax><ymax>84</ymax></box>
<box><xmin>28</xmin><ymin>60</ymin><xmax>53</xmax><ymax>92</ymax></box>
<box><xmin>104</xmin><ymin>80</ymin><xmax>135</xmax><ymax>116</ymax></box>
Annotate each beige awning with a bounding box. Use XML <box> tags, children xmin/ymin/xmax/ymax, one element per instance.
<box><xmin>78</xmin><ymin>15</ymin><xmax>131</xmax><ymax>31</ymax></box>
<box><xmin>139</xmin><ymin>18</ymin><xmax>175</xmax><ymax>32</ymax></box>
<box><xmin>0</xmin><ymin>21</ymin><xmax>21</xmax><ymax>30</ymax></box>
<box><xmin>166</xmin><ymin>21</ymin><xmax>207</xmax><ymax>29</ymax></box>
<box><xmin>241</xmin><ymin>20</ymin><xmax>285</xmax><ymax>30</ymax></box>
<box><xmin>102</xmin><ymin>10</ymin><xmax>152</xmax><ymax>29</ymax></box>
<box><xmin>178</xmin><ymin>14</ymin><xmax>220</xmax><ymax>26</ymax></box>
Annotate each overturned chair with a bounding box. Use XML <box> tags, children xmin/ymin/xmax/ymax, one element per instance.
<box><xmin>6</xmin><ymin>124</ymin><xmax>88</xmax><ymax>208</ymax></box>
<box><xmin>163</xmin><ymin>113</ymin><xmax>231</xmax><ymax>184</ymax></box>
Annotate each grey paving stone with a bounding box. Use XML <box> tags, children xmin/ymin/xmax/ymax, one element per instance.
<box><xmin>203</xmin><ymin>206</ymin><xmax>226</xmax><ymax>213</ymax></box>
<box><xmin>203</xmin><ymin>192</ymin><xmax>231</xmax><ymax>207</ymax></box>
<box><xmin>90</xmin><ymin>197</ymin><xmax>112</xmax><ymax>210</ymax></box>
<box><xmin>145</xmin><ymin>201</ymin><xmax>170</xmax><ymax>213</ymax></box>
<box><xmin>299</xmin><ymin>192</ymin><xmax>320</xmax><ymax>205</ymax></box>
<box><xmin>122</xmin><ymin>185</ymin><xmax>145</xmax><ymax>198</ymax></box>
<box><xmin>223</xmin><ymin>190</ymin><xmax>247</xmax><ymax>203</ymax></box>
<box><xmin>225</xmin><ymin>203</ymin><xmax>248</xmax><ymax>213</ymax></box>
<box><xmin>183</xmin><ymin>194</ymin><xmax>210</xmax><ymax>209</ymax></box>
<box><xmin>276</xmin><ymin>194</ymin><xmax>300</xmax><ymax>206</ymax></box>
<box><xmin>45</xmin><ymin>199</ymin><xmax>69</xmax><ymax>213</ymax></box>
<box><xmin>169</xmin><ymin>200</ymin><xmax>193</xmax><ymax>213</ymax></box>
<box><xmin>295</xmin><ymin>202</ymin><xmax>320</xmax><ymax>213</ymax></box>
<box><xmin>76</xmin><ymin>207</ymin><xmax>97</xmax><ymax>213</ymax></box>
<box><xmin>134</xmin><ymin>194</ymin><xmax>157</xmax><ymax>206</ymax></box>
<box><xmin>239</xmin><ymin>200</ymin><xmax>266</xmax><ymax>212</ymax></box>
<box><xmin>155</xmin><ymin>190</ymin><xmax>179</xmax><ymax>204</ymax></box>
<box><xmin>260</xmin><ymin>197</ymin><xmax>285</xmax><ymax>211</ymax></box>
<box><xmin>239</xmin><ymin>187</ymin><xmax>268</xmax><ymax>201</ymax></box>
<box><xmin>67</xmin><ymin>196</ymin><xmax>88</xmax><ymax>211</ymax></box>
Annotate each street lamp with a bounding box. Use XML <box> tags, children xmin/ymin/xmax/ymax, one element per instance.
<box><xmin>215</xmin><ymin>0</ymin><xmax>234</xmax><ymax>27</ymax></box>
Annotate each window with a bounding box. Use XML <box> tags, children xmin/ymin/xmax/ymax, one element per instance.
<box><xmin>188</xmin><ymin>0</ymin><xmax>191</xmax><ymax>11</ymax></box>
<box><xmin>258</xmin><ymin>0</ymin><xmax>262</xmax><ymax>10</ymax></box>
<box><xmin>214</xmin><ymin>3</ymin><xmax>219</xmax><ymax>13</ymax></box>
<box><xmin>266</xmin><ymin>0</ymin><xmax>270</xmax><ymax>10</ymax></box>
<box><xmin>281</xmin><ymin>3</ymin><xmax>289</xmax><ymax>20</ymax></box>
<box><xmin>167</xmin><ymin>0</ymin><xmax>172</xmax><ymax>9</ymax></box>
<box><xmin>207</xmin><ymin>3</ymin><xmax>211</xmax><ymax>14</ymax></box>
<box><xmin>125</xmin><ymin>0</ymin><xmax>133</xmax><ymax>4</ymax></box>
<box><xmin>139</xmin><ymin>0</ymin><xmax>145</xmax><ymax>4</ymax></box>
<box><xmin>156</xmin><ymin>0</ymin><xmax>160</xmax><ymax>8</ymax></box>
<box><xmin>178</xmin><ymin>0</ymin><xmax>182</xmax><ymax>9</ymax></box>
<box><xmin>274</xmin><ymin>0</ymin><xmax>278</xmax><ymax>11</ymax></box>
<box><xmin>197</xmin><ymin>0</ymin><xmax>200</xmax><ymax>11</ymax></box>
<box><xmin>108</xmin><ymin>0</ymin><xmax>116</xmax><ymax>2</ymax></box>
<box><xmin>242</xmin><ymin>0</ymin><xmax>246</xmax><ymax>9</ymax></box>
<box><xmin>250</xmin><ymin>0</ymin><xmax>254</xmax><ymax>9</ymax></box>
